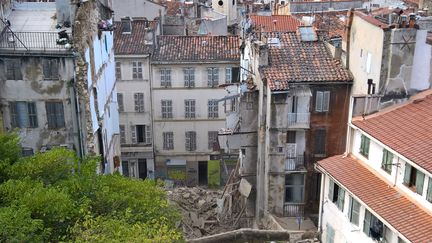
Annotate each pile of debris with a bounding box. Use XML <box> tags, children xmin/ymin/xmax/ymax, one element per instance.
<box><xmin>167</xmin><ymin>187</ymin><xmax>238</xmax><ymax>239</ymax></box>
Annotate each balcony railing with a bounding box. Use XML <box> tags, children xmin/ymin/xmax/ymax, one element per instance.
<box><xmin>0</xmin><ymin>31</ymin><xmax>70</xmax><ymax>51</ymax></box>
<box><xmin>287</xmin><ymin>113</ymin><xmax>310</xmax><ymax>128</ymax></box>
<box><xmin>283</xmin><ymin>203</ymin><xmax>305</xmax><ymax>217</ymax></box>
<box><xmin>285</xmin><ymin>156</ymin><xmax>305</xmax><ymax>171</ymax></box>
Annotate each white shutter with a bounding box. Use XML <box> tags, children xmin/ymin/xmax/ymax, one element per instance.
<box><xmin>207</xmin><ymin>68</ymin><xmax>212</xmax><ymax>86</ymax></box>
<box><xmin>145</xmin><ymin>125</ymin><xmax>152</xmax><ymax>144</ymax></box>
<box><xmin>213</xmin><ymin>68</ymin><xmax>219</xmax><ymax>86</ymax></box>
<box><xmin>130</xmin><ymin>125</ymin><xmax>137</xmax><ymax>144</ymax></box>
<box><xmin>190</xmin><ymin>68</ymin><xmax>195</xmax><ymax>87</ymax></box>
<box><xmin>315</xmin><ymin>91</ymin><xmax>323</xmax><ymax>112</ymax></box>
<box><xmin>323</xmin><ymin>91</ymin><xmax>330</xmax><ymax>112</ymax></box>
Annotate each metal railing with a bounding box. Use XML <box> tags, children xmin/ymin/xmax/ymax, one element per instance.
<box><xmin>285</xmin><ymin>156</ymin><xmax>305</xmax><ymax>171</ymax></box>
<box><xmin>0</xmin><ymin>31</ymin><xmax>69</xmax><ymax>51</ymax></box>
<box><xmin>288</xmin><ymin>113</ymin><xmax>310</xmax><ymax>128</ymax></box>
<box><xmin>283</xmin><ymin>203</ymin><xmax>305</xmax><ymax>217</ymax></box>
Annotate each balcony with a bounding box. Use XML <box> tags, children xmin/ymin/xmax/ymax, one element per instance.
<box><xmin>287</xmin><ymin>113</ymin><xmax>310</xmax><ymax>129</ymax></box>
<box><xmin>285</xmin><ymin>156</ymin><xmax>305</xmax><ymax>171</ymax></box>
<box><xmin>283</xmin><ymin>203</ymin><xmax>305</xmax><ymax>217</ymax></box>
<box><xmin>0</xmin><ymin>31</ymin><xmax>71</xmax><ymax>52</ymax></box>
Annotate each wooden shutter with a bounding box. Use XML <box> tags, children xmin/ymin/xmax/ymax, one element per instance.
<box><xmin>145</xmin><ymin>125</ymin><xmax>152</xmax><ymax>144</ymax></box>
<box><xmin>185</xmin><ymin>132</ymin><xmax>191</xmax><ymax>151</ymax></box>
<box><xmin>315</xmin><ymin>91</ymin><xmax>323</xmax><ymax>112</ymax></box>
<box><xmin>323</xmin><ymin>91</ymin><xmax>330</xmax><ymax>112</ymax></box>
<box><xmin>403</xmin><ymin>164</ymin><xmax>412</xmax><ymax>185</ymax></box>
<box><xmin>416</xmin><ymin>170</ymin><xmax>425</xmax><ymax>194</ymax></box>
<box><xmin>130</xmin><ymin>125</ymin><xmax>137</xmax><ymax>144</ymax></box>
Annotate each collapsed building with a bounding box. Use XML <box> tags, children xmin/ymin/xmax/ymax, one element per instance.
<box><xmin>0</xmin><ymin>0</ymin><xmax>121</xmax><ymax>173</ymax></box>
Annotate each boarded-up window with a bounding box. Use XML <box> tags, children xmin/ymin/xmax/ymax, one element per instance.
<box><xmin>43</xmin><ymin>59</ymin><xmax>59</xmax><ymax>80</ymax></box>
<box><xmin>45</xmin><ymin>101</ymin><xmax>65</xmax><ymax>129</ymax></box>
<box><xmin>10</xmin><ymin>102</ymin><xmax>38</xmax><ymax>128</ymax></box>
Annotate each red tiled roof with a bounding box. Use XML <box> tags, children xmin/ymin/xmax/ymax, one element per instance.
<box><xmin>352</xmin><ymin>90</ymin><xmax>432</xmax><ymax>174</ymax></box>
<box><xmin>152</xmin><ymin>36</ymin><xmax>240</xmax><ymax>63</ymax></box>
<box><xmin>261</xmin><ymin>32</ymin><xmax>352</xmax><ymax>90</ymax></box>
<box><xmin>250</xmin><ymin>15</ymin><xmax>301</xmax><ymax>32</ymax></box>
<box><xmin>317</xmin><ymin>155</ymin><xmax>432</xmax><ymax>243</ymax></box>
<box><xmin>114</xmin><ymin>20</ymin><xmax>158</xmax><ymax>55</ymax></box>
<box><xmin>354</xmin><ymin>11</ymin><xmax>390</xmax><ymax>30</ymax></box>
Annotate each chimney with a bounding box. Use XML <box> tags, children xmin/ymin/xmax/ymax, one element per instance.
<box><xmin>254</xmin><ymin>41</ymin><xmax>269</xmax><ymax>67</ymax></box>
<box><xmin>408</xmin><ymin>13</ymin><xmax>416</xmax><ymax>28</ymax></box>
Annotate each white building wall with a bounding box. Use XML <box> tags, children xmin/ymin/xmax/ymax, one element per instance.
<box><xmin>410</xmin><ymin>30</ymin><xmax>432</xmax><ymax>91</ymax></box>
<box><xmin>151</xmin><ymin>63</ymin><xmax>235</xmax><ymax>163</ymax></box>
<box><xmin>351</xmin><ymin>128</ymin><xmax>432</xmax><ymax>213</ymax></box>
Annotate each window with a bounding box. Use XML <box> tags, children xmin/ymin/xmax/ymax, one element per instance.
<box><xmin>208</xmin><ymin>99</ymin><xmax>219</xmax><ymax>118</ymax></box>
<box><xmin>315</xmin><ymin>91</ymin><xmax>330</xmax><ymax>112</ymax></box>
<box><xmin>21</xmin><ymin>148</ymin><xmax>34</xmax><ymax>157</ymax></box>
<box><xmin>130</xmin><ymin>125</ymin><xmax>137</xmax><ymax>144</ymax></box>
<box><xmin>427</xmin><ymin>177</ymin><xmax>432</xmax><ymax>203</ymax></box>
<box><xmin>130</xmin><ymin>125</ymin><xmax>151</xmax><ymax>144</ymax></box>
<box><xmin>43</xmin><ymin>59</ymin><xmax>59</xmax><ymax>80</ymax></box>
<box><xmin>207</xmin><ymin>67</ymin><xmax>219</xmax><ymax>87</ymax></box>
<box><xmin>45</xmin><ymin>101</ymin><xmax>65</xmax><ymax>129</ymax></box>
<box><xmin>10</xmin><ymin>102</ymin><xmax>38</xmax><ymax>128</ymax></box>
<box><xmin>161</xmin><ymin>100</ymin><xmax>173</xmax><ymax>118</ymax></box>
<box><xmin>287</xmin><ymin>131</ymin><xmax>296</xmax><ymax>143</ymax></box>
<box><xmin>403</xmin><ymin>163</ymin><xmax>425</xmax><ymax>195</ymax></box>
<box><xmin>185</xmin><ymin>99</ymin><xmax>196</xmax><ymax>118</ymax></box>
<box><xmin>117</xmin><ymin>93</ymin><xmax>124</xmax><ymax>112</ymax></box>
<box><xmin>230</xmin><ymin>98</ymin><xmax>237</xmax><ymax>112</ymax></box>
<box><xmin>225</xmin><ymin>67</ymin><xmax>232</xmax><ymax>83</ymax></box>
<box><xmin>363</xmin><ymin>209</ymin><xmax>383</xmax><ymax>241</ymax></box>
<box><xmin>348</xmin><ymin>196</ymin><xmax>360</xmax><ymax>226</ymax></box>
<box><xmin>285</xmin><ymin>173</ymin><xmax>305</xmax><ymax>203</ymax></box>
<box><xmin>132</xmin><ymin>62</ymin><xmax>143</xmax><ymax>79</ymax></box>
<box><xmin>115</xmin><ymin>62</ymin><xmax>121</xmax><ymax>80</ymax></box>
<box><xmin>119</xmin><ymin>125</ymin><xmax>126</xmax><ymax>144</ymax></box>
<box><xmin>134</xmin><ymin>93</ymin><xmax>144</xmax><ymax>112</ymax></box>
<box><xmin>208</xmin><ymin>131</ymin><xmax>218</xmax><ymax>150</ymax></box>
<box><xmin>314</xmin><ymin>129</ymin><xmax>326</xmax><ymax>155</ymax></box>
<box><xmin>185</xmin><ymin>131</ymin><xmax>197</xmax><ymax>151</ymax></box>
<box><xmin>160</xmin><ymin>68</ymin><xmax>172</xmax><ymax>87</ymax></box>
<box><xmin>381</xmin><ymin>149</ymin><xmax>393</xmax><ymax>174</ymax></box>
<box><xmin>136</xmin><ymin>125</ymin><xmax>145</xmax><ymax>143</ymax></box>
<box><xmin>326</xmin><ymin>224</ymin><xmax>335</xmax><ymax>243</ymax></box>
<box><xmin>328</xmin><ymin>179</ymin><xmax>345</xmax><ymax>211</ymax></box>
<box><xmin>122</xmin><ymin>160</ymin><xmax>129</xmax><ymax>177</ymax></box>
<box><xmin>6</xmin><ymin>60</ymin><xmax>22</xmax><ymax>80</ymax></box>
<box><xmin>359</xmin><ymin>135</ymin><xmax>370</xmax><ymax>158</ymax></box>
<box><xmin>163</xmin><ymin>132</ymin><xmax>174</xmax><ymax>150</ymax></box>
<box><xmin>120</xmin><ymin>18</ymin><xmax>132</xmax><ymax>33</ymax></box>
<box><xmin>183</xmin><ymin>68</ymin><xmax>195</xmax><ymax>87</ymax></box>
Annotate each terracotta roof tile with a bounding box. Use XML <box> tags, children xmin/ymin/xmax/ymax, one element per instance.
<box><xmin>353</xmin><ymin>91</ymin><xmax>432</xmax><ymax>174</ymax></box>
<box><xmin>317</xmin><ymin>155</ymin><xmax>432</xmax><ymax>243</ymax></box>
<box><xmin>114</xmin><ymin>20</ymin><xmax>158</xmax><ymax>55</ymax></box>
<box><xmin>152</xmin><ymin>35</ymin><xmax>240</xmax><ymax>63</ymax></box>
<box><xmin>261</xmin><ymin>32</ymin><xmax>352</xmax><ymax>90</ymax></box>
<box><xmin>250</xmin><ymin>15</ymin><xmax>302</xmax><ymax>32</ymax></box>
<box><xmin>293</xmin><ymin>11</ymin><xmax>348</xmax><ymax>40</ymax></box>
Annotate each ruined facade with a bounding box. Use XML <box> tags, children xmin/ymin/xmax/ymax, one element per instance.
<box><xmin>0</xmin><ymin>0</ymin><xmax>120</xmax><ymax>172</ymax></box>
<box><xmin>221</xmin><ymin>30</ymin><xmax>352</xmax><ymax>228</ymax></box>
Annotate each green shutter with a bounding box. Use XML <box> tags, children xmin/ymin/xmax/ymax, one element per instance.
<box><xmin>337</xmin><ymin>188</ymin><xmax>345</xmax><ymax>211</ymax></box>
<box><xmin>427</xmin><ymin>178</ymin><xmax>432</xmax><ymax>203</ymax></box>
<box><xmin>348</xmin><ymin>196</ymin><xmax>353</xmax><ymax>221</ymax></box>
<box><xmin>363</xmin><ymin>209</ymin><xmax>372</xmax><ymax>235</ymax></box>
<box><xmin>403</xmin><ymin>164</ymin><xmax>412</xmax><ymax>185</ymax></box>
<box><xmin>415</xmin><ymin>170</ymin><xmax>425</xmax><ymax>195</ymax></box>
<box><xmin>364</xmin><ymin>137</ymin><xmax>370</xmax><ymax>157</ymax></box>
<box><xmin>328</xmin><ymin>179</ymin><xmax>334</xmax><ymax>201</ymax></box>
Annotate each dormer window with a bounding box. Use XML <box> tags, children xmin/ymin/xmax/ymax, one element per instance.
<box><xmin>121</xmin><ymin>17</ymin><xmax>132</xmax><ymax>34</ymax></box>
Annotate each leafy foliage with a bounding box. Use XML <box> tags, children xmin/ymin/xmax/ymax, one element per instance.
<box><xmin>0</xmin><ymin>132</ymin><xmax>183</xmax><ymax>242</ymax></box>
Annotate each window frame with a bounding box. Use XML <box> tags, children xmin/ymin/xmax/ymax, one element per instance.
<box><xmin>225</xmin><ymin>67</ymin><xmax>232</xmax><ymax>83</ymax></box>
<box><xmin>284</xmin><ymin>173</ymin><xmax>305</xmax><ymax>203</ymax></box>
<box><xmin>160</xmin><ymin>68</ymin><xmax>172</xmax><ymax>87</ymax></box>
<box><xmin>315</xmin><ymin>91</ymin><xmax>330</xmax><ymax>113</ymax></box>
<box><xmin>42</xmin><ymin>59</ymin><xmax>59</xmax><ymax>80</ymax></box>
<box><xmin>163</xmin><ymin>132</ymin><xmax>174</xmax><ymax>150</ymax></box>
<box><xmin>161</xmin><ymin>100</ymin><xmax>173</xmax><ymax>118</ymax></box>
<box><xmin>208</xmin><ymin>131</ymin><xmax>219</xmax><ymax>150</ymax></box>
<box><xmin>381</xmin><ymin>149</ymin><xmax>393</xmax><ymax>174</ymax></box>
<box><xmin>348</xmin><ymin>195</ymin><xmax>360</xmax><ymax>226</ymax></box>
<box><xmin>119</xmin><ymin>125</ymin><xmax>126</xmax><ymax>144</ymax></box>
<box><xmin>403</xmin><ymin>163</ymin><xmax>425</xmax><ymax>195</ymax></box>
<box><xmin>132</xmin><ymin>61</ymin><xmax>143</xmax><ymax>80</ymax></box>
<box><xmin>207</xmin><ymin>67</ymin><xmax>219</xmax><ymax>87</ymax></box>
<box><xmin>115</xmin><ymin>62</ymin><xmax>122</xmax><ymax>80</ymax></box>
<box><xmin>185</xmin><ymin>131</ymin><xmax>197</xmax><ymax>151</ymax></box>
<box><xmin>134</xmin><ymin>93</ymin><xmax>145</xmax><ymax>113</ymax></box>
<box><xmin>208</xmin><ymin>99</ymin><xmax>219</xmax><ymax>118</ymax></box>
<box><xmin>185</xmin><ymin>99</ymin><xmax>196</xmax><ymax>119</ymax></box>
<box><xmin>183</xmin><ymin>67</ymin><xmax>195</xmax><ymax>87</ymax></box>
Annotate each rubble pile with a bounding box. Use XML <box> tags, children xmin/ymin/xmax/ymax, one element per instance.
<box><xmin>167</xmin><ymin>187</ymin><xmax>238</xmax><ymax>239</ymax></box>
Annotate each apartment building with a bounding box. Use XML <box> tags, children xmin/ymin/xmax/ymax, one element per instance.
<box><xmin>220</xmin><ymin>29</ymin><xmax>352</xmax><ymax>223</ymax></box>
<box><xmin>151</xmin><ymin>35</ymin><xmax>240</xmax><ymax>186</ymax></box>
<box><xmin>114</xmin><ymin>18</ymin><xmax>160</xmax><ymax>179</ymax></box>
<box><xmin>316</xmin><ymin>90</ymin><xmax>432</xmax><ymax>243</ymax></box>
<box><xmin>0</xmin><ymin>0</ymin><xmax>120</xmax><ymax>173</ymax></box>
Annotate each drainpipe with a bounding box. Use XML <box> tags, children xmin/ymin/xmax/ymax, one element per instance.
<box><xmin>148</xmin><ymin>53</ymin><xmax>156</xmax><ymax>179</ymax></box>
<box><xmin>345</xmin><ymin>8</ymin><xmax>354</xmax><ymax>69</ymax></box>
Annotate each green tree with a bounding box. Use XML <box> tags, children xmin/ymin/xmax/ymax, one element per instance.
<box><xmin>0</xmin><ymin>132</ymin><xmax>183</xmax><ymax>242</ymax></box>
